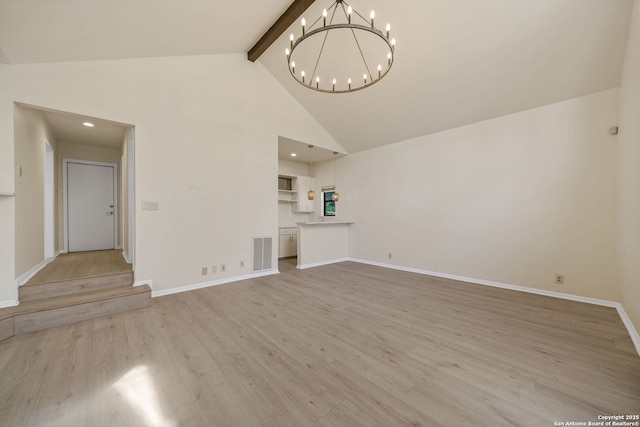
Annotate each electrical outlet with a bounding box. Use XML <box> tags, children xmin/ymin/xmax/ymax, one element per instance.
<box><xmin>211</xmin><ymin>265</ymin><xmax>217</xmax><ymax>273</ymax></box>
<box><xmin>555</xmin><ymin>274</ymin><xmax>564</xmax><ymax>284</ymax></box>
<box><xmin>201</xmin><ymin>267</ymin><xmax>208</xmax><ymax>276</ymax></box>
<box><xmin>221</xmin><ymin>264</ymin><xmax>226</xmax><ymax>272</ymax></box>
<box><xmin>388</xmin><ymin>253</ymin><xmax>392</xmax><ymax>260</ymax></box>
<box><xmin>240</xmin><ymin>261</ymin><xmax>245</xmax><ymax>268</ymax></box>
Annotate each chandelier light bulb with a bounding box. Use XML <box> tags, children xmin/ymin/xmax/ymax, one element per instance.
<box><xmin>316</xmin><ymin>76</ymin><xmax>320</xmax><ymax>88</ymax></box>
<box><xmin>363</xmin><ymin>73</ymin><xmax>368</xmax><ymax>84</ymax></box>
<box><xmin>332</xmin><ymin>78</ymin><xmax>336</xmax><ymax>91</ymax></box>
<box><xmin>347</xmin><ymin>5</ymin><xmax>352</xmax><ymax>23</ymax></box>
<box><xmin>301</xmin><ymin>18</ymin><xmax>306</xmax><ymax>35</ymax></box>
<box><xmin>348</xmin><ymin>78</ymin><xmax>352</xmax><ymax>90</ymax></box>
<box><xmin>388</xmin><ymin>52</ymin><xmax>392</xmax><ymax>66</ymax></box>
<box><xmin>378</xmin><ymin>64</ymin><xmax>382</xmax><ymax>78</ymax></box>
<box><xmin>290</xmin><ymin>33</ymin><xmax>294</xmax><ymax>49</ymax></box>
<box><xmin>323</xmin><ymin>9</ymin><xmax>328</xmax><ymax>26</ymax></box>
<box><xmin>285</xmin><ymin>48</ymin><xmax>290</xmax><ymax>57</ymax></box>
<box><xmin>391</xmin><ymin>38</ymin><xmax>396</xmax><ymax>46</ymax></box>
<box><xmin>370</xmin><ymin>10</ymin><xmax>375</xmax><ymax>27</ymax></box>
<box><xmin>291</xmin><ymin>61</ymin><xmax>295</xmax><ymax>72</ymax></box>
<box><xmin>301</xmin><ymin>70</ymin><xmax>305</xmax><ymax>83</ymax></box>
<box><xmin>386</xmin><ymin>23</ymin><xmax>391</xmax><ymax>39</ymax></box>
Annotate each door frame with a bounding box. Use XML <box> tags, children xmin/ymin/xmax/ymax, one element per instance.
<box><xmin>44</xmin><ymin>140</ymin><xmax>55</xmax><ymax>261</ymax></box>
<box><xmin>62</xmin><ymin>158</ymin><xmax>118</xmax><ymax>253</ymax></box>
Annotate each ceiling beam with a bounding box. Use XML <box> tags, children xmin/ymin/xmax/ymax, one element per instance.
<box><xmin>247</xmin><ymin>0</ymin><xmax>316</xmax><ymax>62</ymax></box>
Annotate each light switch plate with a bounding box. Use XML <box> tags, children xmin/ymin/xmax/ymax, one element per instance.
<box><xmin>143</xmin><ymin>201</ymin><xmax>159</xmax><ymax>211</ymax></box>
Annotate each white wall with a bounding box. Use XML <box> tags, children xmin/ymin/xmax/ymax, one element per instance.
<box><xmin>13</xmin><ymin>105</ymin><xmax>57</xmax><ymax>279</ymax></box>
<box><xmin>0</xmin><ymin>63</ymin><xmax>15</xmax><ymax>305</ymax></box>
<box><xmin>618</xmin><ymin>1</ymin><xmax>640</xmax><ymax>331</ymax></box>
<box><xmin>0</xmin><ymin>54</ymin><xmax>338</xmax><ymax>297</ymax></box>
<box><xmin>332</xmin><ymin>89</ymin><xmax>619</xmax><ymax>302</ymax></box>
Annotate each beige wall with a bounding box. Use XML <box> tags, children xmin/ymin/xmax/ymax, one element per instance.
<box><xmin>13</xmin><ymin>105</ymin><xmax>57</xmax><ymax>278</ymax></box>
<box><xmin>618</xmin><ymin>1</ymin><xmax>640</xmax><ymax>331</ymax></box>
<box><xmin>0</xmin><ymin>53</ymin><xmax>339</xmax><ymax>301</ymax></box>
<box><xmin>321</xmin><ymin>89</ymin><xmax>620</xmax><ymax>302</ymax></box>
<box><xmin>56</xmin><ymin>141</ymin><xmax>123</xmax><ymax>252</ymax></box>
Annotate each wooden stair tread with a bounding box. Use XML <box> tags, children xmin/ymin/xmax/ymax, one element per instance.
<box><xmin>22</xmin><ymin>271</ymin><xmax>133</xmax><ymax>288</ymax></box>
<box><xmin>7</xmin><ymin>285</ymin><xmax>151</xmax><ymax>318</ymax></box>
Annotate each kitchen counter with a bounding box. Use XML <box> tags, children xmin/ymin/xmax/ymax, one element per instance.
<box><xmin>296</xmin><ymin>221</ymin><xmax>354</xmax><ymax>269</ymax></box>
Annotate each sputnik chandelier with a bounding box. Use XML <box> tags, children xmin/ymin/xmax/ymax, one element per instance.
<box><xmin>286</xmin><ymin>0</ymin><xmax>396</xmax><ymax>94</ymax></box>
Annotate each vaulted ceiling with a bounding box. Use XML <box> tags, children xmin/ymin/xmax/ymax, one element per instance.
<box><xmin>0</xmin><ymin>0</ymin><xmax>635</xmax><ymax>154</ymax></box>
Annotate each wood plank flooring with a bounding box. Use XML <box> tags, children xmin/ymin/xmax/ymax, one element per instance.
<box><xmin>26</xmin><ymin>250</ymin><xmax>132</xmax><ymax>285</ymax></box>
<box><xmin>1</xmin><ymin>259</ymin><xmax>638</xmax><ymax>426</ymax></box>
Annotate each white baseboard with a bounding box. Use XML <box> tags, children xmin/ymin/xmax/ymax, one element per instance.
<box><xmin>616</xmin><ymin>305</ymin><xmax>640</xmax><ymax>356</ymax></box>
<box><xmin>16</xmin><ymin>251</ymin><xmax>62</xmax><ymax>287</ymax></box>
<box><xmin>297</xmin><ymin>257</ymin><xmax>349</xmax><ymax>270</ymax></box>
<box><xmin>0</xmin><ymin>299</ymin><xmax>18</xmax><ymax>309</ymax></box>
<box><xmin>348</xmin><ymin>258</ymin><xmax>640</xmax><ymax>357</ymax></box>
<box><xmin>133</xmin><ymin>279</ymin><xmax>152</xmax><ymax>288</ymax></box>
<box><xmin>150</xmin><ymin>269</ymin><xmax>279</xmax><ymax>298</ymax></box>
<box><xmin>122</xmin><ymin>251</ymin><xmax>132</xmax><ymax>264</ymax></box>
<box><xmin>15</xmin><ymin>259</ymin><xmax>48</xmax><ymax>287</ymax></box>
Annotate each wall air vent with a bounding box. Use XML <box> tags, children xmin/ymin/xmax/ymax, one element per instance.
<box><xmin>252</xmin><ymin>237</ymin><xmax>273</xmax><ymax>272</ymax></box>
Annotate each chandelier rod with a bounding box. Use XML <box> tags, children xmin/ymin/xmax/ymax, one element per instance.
<box><xmin>310</xmin><ymin>5</ymin><xmax>338</xmax><ymax>82</ymax></box>
<box><xmin>339</xmin><ymin>2</ymin><xmax>374</xmax><ymax>81</ymax></box>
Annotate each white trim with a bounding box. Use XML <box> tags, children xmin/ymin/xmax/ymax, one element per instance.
<box><xmin>15</xmin><ymin>259</ymin><xmax>48</xmax><ymax>287</ymax></box>
<box><xmin>44</xmin><ymin>140</ymin><xmax>55</xmax><ymax>260</ymax></box>
<box><xmin>120</xmin><ymin>155</ymin><xmax>124</xmax><ymax>251</ymax></box>
<box><xmin>0</xmin><ymin>299</ymin><xmax>19</xmax><ymax>309</ymax></box>
<box><xmin>616</xmin><ymin>305</ymin><xmax>640</xmax><ymax>356</ymax></box>
<box><xmin>63</xmin><ymin>158</ymin><xmax>118</xmax><ymax>253</ymax></box>
<box><xmin>127</xmin><ymin>129</ymin><xmax>135</xmax><ymax>269</ymax></box>
<box><xmin>115</xmin><ymin>245</ymin><xmax>123</xmax><ymax>250</ymax></box>
<box><xmin>134</xmin><ymin>279</ymin><xmax>152</xmax><ymax>288</ymax></box>
<box><xmin>348</xmin><ymin>258</ymin><xmax>640</xmax><ymax>357</ymax></box>
<box><xmin>122</xmin><ymin>250</ymin><xmax>132</xmax><ymax>264</ymax></box>
<box><xmin>151</xmin><ymin>270</ymin><xmax>279</xmax><ymax>298</ymax></box>
<box><xmin>297</xmin><ymin>257</ymin><xmax>349</xmax><ymax>270</ymax></box>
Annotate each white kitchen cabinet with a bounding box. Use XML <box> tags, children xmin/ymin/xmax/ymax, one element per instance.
<box><xmin>293</xmin><ymin>175</ymin><xmax>315</xmax><ymax>213</ymax></box>
<box><xmin>279</xmin><ymin>228</ymin><xmax>297</xmax><ymax>258</ymax></box>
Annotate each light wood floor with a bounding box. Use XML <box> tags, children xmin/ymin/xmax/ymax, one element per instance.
<box><xmin>1</xmin><ymin>259</ymin><xmax>638</xmax><ymax>426</ymax></box>
<box><xmin>26</xmin><ymin>250</ymin><xmax>132</xmax><ymax>285</ymax></box>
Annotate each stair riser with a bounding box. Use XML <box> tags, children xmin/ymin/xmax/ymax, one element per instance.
<box><xmin>19</xmin><ymin>272</ymin><xmax>134</xmax><ymax>302</ymax></box>
<box><xmin>13</xmin><ymin>292</ymin><xmax>151</xmax><ymax>335</ymax></box>
<box><xmin>0</xmin><ymin>317</ymin><xmax>13</xmax><ymax>341</ymax></box>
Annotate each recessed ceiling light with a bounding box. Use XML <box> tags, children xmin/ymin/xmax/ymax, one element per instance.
<box><xmin>82</xmin><ymin>122</ymin><xmax>94</xmax><ymax>127</ymax></box>
<box><xmin>290</xmin><ymin>153</ymin><xmax>297</xmax><ymax>157</ymax></box>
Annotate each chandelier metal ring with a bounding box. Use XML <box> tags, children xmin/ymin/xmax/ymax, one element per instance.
<box><xmin>286</xmin><ymin>1</ymin><xmax>395</xmax><ymax>94</ymax></box>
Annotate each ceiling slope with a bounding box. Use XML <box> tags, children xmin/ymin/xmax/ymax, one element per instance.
<box><xmin>0</xmin><ymin>0</ymin><xmax>635</xmax><ymax>153</ymax></box>
<box><xmin>259</xmin><ymin>0</ymin><xmax>635</xmax><ymax>152</ymax></box>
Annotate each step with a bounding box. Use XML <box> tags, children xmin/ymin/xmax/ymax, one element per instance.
<box><xmin>19</xmin><ymin>271</ymin><xmax>134</xmax><ymax>302</ymax></box>
<box><xmin>0</xmin><ymin>285</ymin><xmax>151</xmax><ymax>338</ymax></box>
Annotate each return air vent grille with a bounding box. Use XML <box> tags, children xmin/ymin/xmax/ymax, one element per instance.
<box><xmin>252</xmin><ymin>237</ymin><xmax>273</xmax><ymax>272</ymax></box>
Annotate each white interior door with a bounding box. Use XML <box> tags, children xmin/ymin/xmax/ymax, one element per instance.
<box><xmin>67</xmin><ymin>162</ymin><xmax>115</xmax><ymax>252</ymax></box>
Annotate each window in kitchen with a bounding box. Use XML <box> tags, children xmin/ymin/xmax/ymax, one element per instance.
<box><xmin>323</xmin><ymin>191</ymin><xmax>336</xmax><ymax>216</ymax></box>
